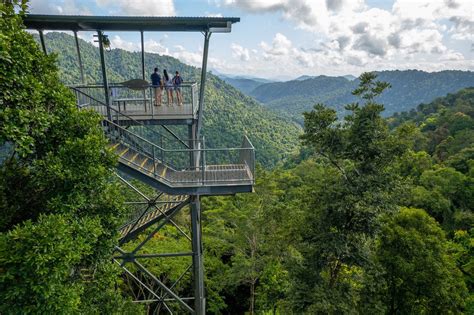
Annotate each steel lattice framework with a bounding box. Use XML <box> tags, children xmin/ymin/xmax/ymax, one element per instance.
<box><xmin>23</xmin><ymin>14</ymin><xmax>255</xmax><ymax>314</ymax></box>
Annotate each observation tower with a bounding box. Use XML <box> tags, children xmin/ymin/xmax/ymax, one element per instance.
<box><xmin>24</xmin><ymin>14</ymin><xmax>255</xmax><ymax>314</ymax></box>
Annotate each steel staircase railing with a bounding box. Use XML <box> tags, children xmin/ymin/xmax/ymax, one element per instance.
<box><xmin>70</xmin><ymin>86</ymin><xmax>193</xmax><ymax>150</ymax></box>
<box><xmin>71</xmin><ymin>87</ymin><xmax>256</xmax><ymax>187</ymax></box>
<box><xmin>119</xmin><ymin>194</ymin><xmax>189</xmax><ymax>243</ymax></box>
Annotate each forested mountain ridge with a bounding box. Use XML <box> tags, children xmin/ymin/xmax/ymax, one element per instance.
<box><xmin>36</xmin><ymin>32</ymin><xmax>301</xmax><ymax>167</ymax></box>
<box><xmin>390</xmin><ymin>87</ymin><xmax>474</xmax><ymax>173</ymax></box>
<box><xmin>248</xmin><ymin>70</ymin><xmax>474</xmax><ymax>123</ymax></box>
<box><xmin>218</xmin><ymin>75</ymin><xmax>273</xmax><ymax>94</ymax></box>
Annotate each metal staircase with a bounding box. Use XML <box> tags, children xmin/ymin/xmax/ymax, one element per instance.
<box><xmin>71</xmin><ymin>83</ymin><xmax>254</xmax><ymax>314</ymax></box>
<box><xmin>118</xmin><ymin>193</ymin><xmax>189</xmax><ymax>243</ymax></box>
<box><xmin>73</xmin><ymin>87</ymin><xmax>255</xmax><ymax>195</ymax></box>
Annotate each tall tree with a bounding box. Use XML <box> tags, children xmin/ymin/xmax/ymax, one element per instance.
<box><xmin>0</xmin><ymin>1</ymin><xmax>137</xmax><ymax>312</ymax></box>
<box><xmin>292</xmin><ymin>72</ymin><xmax>406</xmax><ymax>312</ymax></box>
<box><xmin>376</xmin><ymin>207</ymin><xmax>467</xmax><ymax>313</ymax></box>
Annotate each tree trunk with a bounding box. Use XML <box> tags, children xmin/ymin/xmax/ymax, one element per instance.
<box><xmin>250</xmin><ymin>280</ymin><xmax>255</xmax><ymax>315</ymax></box>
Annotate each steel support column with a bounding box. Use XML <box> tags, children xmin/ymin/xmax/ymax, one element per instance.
<box><xmin>196</xmin><ymin>31</ymin><xmax>211</xmax><ymax>138</ymax></box>
<box><xmin>190</xmin><ymin>195</ymin><xmax>205</xmax><ymax>314</ymax></box>
<box><xmin>97</xmin><ymin>31</ymin><xmax>111</xmax><ymax>121</ymax></box>
<box><xmin>38</xmin><ymin>30</ymin><xmax>47</xmax><ymax>54</ymax></box>
<box><xmin>188</xmin><ymin>124</ymin><xmax>198</xmax><ymax>167</ymax></box>
<box><xmin>140</xmin><ymin>31</ymin><xmax>146</xmax><ymax>80</ymax></box>
<box><xmin>74</xmin><ymin>30</ymin><xmax>85</xmax><ymax>83</ymax></box>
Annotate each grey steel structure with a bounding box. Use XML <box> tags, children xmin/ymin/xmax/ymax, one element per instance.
<box><xmin>24</xmin><ymin>15</ymin><xmax>254</xmax><ymax>314</ymax></box>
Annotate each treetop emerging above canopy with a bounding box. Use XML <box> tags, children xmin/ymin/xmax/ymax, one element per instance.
<box><xmin>23</xmin><ymin>15</ymin><xmax>240</xmax><ymax>33</ymax></box>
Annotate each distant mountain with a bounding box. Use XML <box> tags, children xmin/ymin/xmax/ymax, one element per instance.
<box><xmin>295</xmin><ymin>74</ymin><xmax>355</xmax><ymax>82</ymax></box>
<box><xmin>295</xmin><ymin>75</ymin><xmax>314</xmax><ymax>81</ymax></box>
<box><xmin>389</xmin><ymin>87</ymin><xmax>474</xmax><ymax>163</ymax></box>
<box><xmin>36</xmin><ymin>32</ymin><xmax>301</xmax><ymax>167</ymax></box>
<box><xmin>219</xmin><ymin>77</ymin><xmax>269</xmax><ymax>95</ymax></box>
<box><xmin>343</xmin><ymin>74</ymin><xmax>356</xmax><ymax>81</ymax></box>
<box><xmin>249</xmin><ymin>70</ymin><xmax>474</xmax><ymax>124</ymax></box>
<box><xmin>217</xmin><ymin>74</ymin><xmax>275</xmax><ymax>94</ymax></box>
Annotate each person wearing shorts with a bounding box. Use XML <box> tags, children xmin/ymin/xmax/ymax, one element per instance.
<box><xmin>173</xmin><ymin>71</ymin><xmax>183</xmax><ymax>105</ymax></box>
<box><xmin>163</xmin><ymin>69</ymin><xmax>173</xmax><ymax>106</ymax></box>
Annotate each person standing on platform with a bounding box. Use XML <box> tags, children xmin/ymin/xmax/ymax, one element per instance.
<box><xmin>173</xmin><ymin>71</ymin><xmax>183</xmax><ymax>106</ymax></box>
<box><xmin>163</xmin><ymin>69</ymin><xmax>173</xmax><ymax>106</ymax></box>
<box><xmin>150</xmin><ymin>67</ymin><xmax>162</xmax><ymax>106</ymax></box>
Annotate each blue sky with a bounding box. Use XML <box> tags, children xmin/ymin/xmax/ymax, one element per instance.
<box><xmin>30</xmin><ymin>0</ymin><xmax>473</xmax><ymax>80</ymax></box>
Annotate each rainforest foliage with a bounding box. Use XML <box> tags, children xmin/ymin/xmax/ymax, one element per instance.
<box><xmin>1</xmin><ymin>2</ymin><xmax>473</xmax><ymax>314</ymax></box>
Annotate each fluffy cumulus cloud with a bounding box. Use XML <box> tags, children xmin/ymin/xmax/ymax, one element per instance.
<box><xmin>231</xmin><ymin>43</ymin><xmax>250</xmax><ymax>61</ymax></box>
<box><xmin>220</xmin><ymin>0</ymin><xmax>473</xmax><ymax>77</ymax></box>
<box><xmin>96</xmin><ymin>0</ymin><xmax>176</xmax><ymax>16</ymax></box>
<box><xmin>260</xmin><ymin>33</ymin><xmax>292</xmax><ymax>58</ymax></box>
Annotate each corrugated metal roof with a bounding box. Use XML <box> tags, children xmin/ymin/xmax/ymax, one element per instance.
<box><xmin>23</xmin><ymin>15</ymin><xmax>240</xmax><ymax>32</ymax></box>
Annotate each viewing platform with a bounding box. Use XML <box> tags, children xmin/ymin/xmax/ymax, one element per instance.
<box><xmin>71</xmin><ymin>82</ymin><xmax>199</xmax><ymax>125</ymax></box>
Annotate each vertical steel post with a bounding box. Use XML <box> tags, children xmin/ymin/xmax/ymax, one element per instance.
<box><xmin>190</xmin><ymin>196</ymin><xmax>205</xmax><ymax>314</ymax></box>
<box><xmin>140</xmin><ymin>31</ymin><xmax>146</xmax><ymax>80</ymax></box>
<box><xmin>38</xmin><ymin>30</ymin><xmax>47</xmax><ymax>55</ymax></box>
<box><xmin>74</xmin><ymin>30</ymin><xmax>85</xmax><ymax>84</ymax></box>
<box><xmin>188</xmin><ymin>124</ymin><xmax>195</xmax><ymax>168</ymax></box>
<box><xmin>140</xmin><ymin>31</ymin><xmax>147</xmax><ymax>110</ymax></box>
<box><xmin>196</xmin><ymin>31</ymin><xmax>211</xmax><ymax>138</ymax></box>
<box><xmin>98</xmin><ymin>31</ymin><xmax>112</xmax><ymax>121</ymax></box>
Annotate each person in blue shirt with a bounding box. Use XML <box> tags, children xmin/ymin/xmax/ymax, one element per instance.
<box><xmin>172</xmin><ymin>71</ymin><xmax>183</xmax><ymax>106</ymax></box>
<box><xmin>150</xmin><ymin>67</ymin><xmax>162</xmax><ymax>106</ymax></box>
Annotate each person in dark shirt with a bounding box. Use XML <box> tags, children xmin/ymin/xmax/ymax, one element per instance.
<box><xmin>172</xmin><ymin>71</ymin><xmax>183</xmax><ymax>106</ymax></box>
<box><xmin>150</xmin><ymin>67</ymin><xmax>162</xmax><ymax>106</ymax></box>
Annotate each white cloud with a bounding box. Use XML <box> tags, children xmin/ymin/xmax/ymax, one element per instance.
<box><xmin>30</xmin><ymin>0</ymin><xmax>92</xmax><ymax>14</ymax></box>
<box><xmin>231</xmin><ymin>43</ymin><xmax>250</xmax><ymax>61</ymax></box>
<box><xmin>205</xmin><ymin>12</ymin><xmax>224</xmax><ymax>17</ymax></box>
<box><xmin>111</xmin><ymin>35</ymin><xmax>139</xmax><ymax>51</ymax></box>
<box><xmin>260</xmin><ymin>33</ymin><xmax>292</xmax><ymax>58</ymax></box>
<box><xmin>96</xmin><ymin>0</ymin><xmax>176</xmax><ymax>16</ymax></box>
<box><xmin>145</xmin><ymin>39</ymin><xmax>169</xmax><ymax>55</ymax></box>
<box><xmin>217</xmin><ymin>0</ymin><xmax>472</xmax><ymax>78</ymax></box>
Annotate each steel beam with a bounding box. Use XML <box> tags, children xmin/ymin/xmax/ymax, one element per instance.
<box><xmin>190</xmin><ymin>196</ymin><xmax>205</xmax><ymax>314</ymax></box>
<box><xmin>196</xmin><ymin>31</ymin><xmax>211</xmax><ymax>138</ymax></box>
<box><xmin>134</xmin><ymin>260</ymin><xmax>194</xmax><ymax>313</ymax></box>
<box><xmin>140</xmin><ymin>31</ymin><xmax>146</xmax><ymax>80</ymax></box>
<box><xmin>115</xmin><ymin>260</ymin><xmax>173</xmax><ymax>313</ymax></box>
<box><xmin>38</xmin><ymin>30</ymin><xmax>47</xmax><ymax>54</ymax></box>
<box><xmin>97</xmin><ymin>31</ymin><xmax>112</xmax><ymax>121</ymax></box>
<box><xmin>74</xmin><ymin>31</ymin><xmax>85</xmax><ymax>83</ymax></box>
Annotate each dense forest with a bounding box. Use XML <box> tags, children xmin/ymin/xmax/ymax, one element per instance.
<box><xmin>1</xmin><ymin>2</ymin><xmax>473</xmax><ymax>314</ymax></box>
<box><xmin>36</xmin><ymin>32</ymin><xmax>301</xmax><ymax>168</ymax></box>
<box><xmin>244</xmin><ymin>70</ymin><xmax>474</xmax><ymax>124</ymax></box>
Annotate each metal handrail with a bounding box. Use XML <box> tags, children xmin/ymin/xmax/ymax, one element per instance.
<box><xmin>71</xmin><ymin>85</ymin><xmax>256</xmax><ymax>186</ymax></box>
<box><xmin>70</xmin><ymin>86</ymin><xmax>192</xmax><ymax>148</ymax></box>
<box><xmin>71</xmin><ymin>82</ymin><xmax>199</xmax><ymax>117</ymax></box>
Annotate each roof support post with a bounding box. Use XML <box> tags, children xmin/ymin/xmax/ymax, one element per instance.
<box><xmin>191</xmin><ymin>195</ymin><xmax>205</xmax><ymax>314</ymax></box>
<box><xmin>97</xmin><ymin>31</ymin><xmax>111</xmax><ymax>121</ymax></box>
<box><xmin>196</xmin><ymin>31</ymin><xmax>211</xmax><ymax>138</ymax></box>
<box><xmin>140</xmin><ymin>31</ymin><xmax>145</xmax><ymax>80</ymax></box>
<box><xmin>38</xmin><ymin>30</ymin><xmax>47</xmax><ymax>54</ymax></box>
<box><xmin>73</xmin><ymin>30</ymin><xmax>85</xmax><ymax>84</ymax></box>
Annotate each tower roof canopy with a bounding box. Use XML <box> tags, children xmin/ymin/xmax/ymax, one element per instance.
<box><xmin>23</xmin><ymin>15</ymin><xmax>240</xmax><ymax>32</ymax></box>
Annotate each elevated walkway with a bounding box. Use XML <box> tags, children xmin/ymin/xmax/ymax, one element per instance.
<box><xmin>73</xmin><ymin>88</ymin><xmax>255</xmax><ymax>195</ymax></box>
<box><xmin>72</xmin><ymin>83</ymin><xmax>199</xmax><ymax>125</ymax></box>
